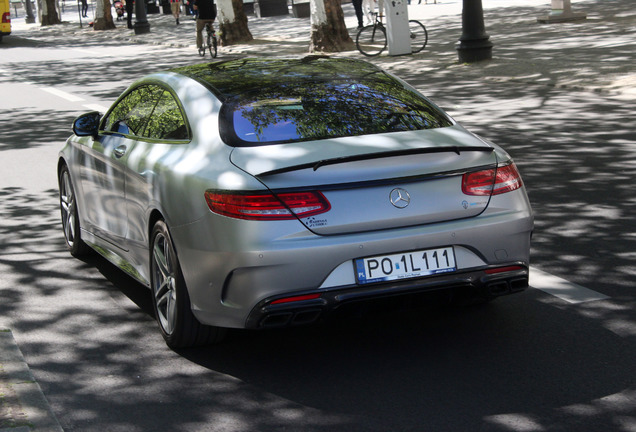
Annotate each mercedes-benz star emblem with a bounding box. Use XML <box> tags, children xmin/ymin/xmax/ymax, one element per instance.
<box><xmin>390</xmin><ymin>188</ymin><xmax>411</xmax><ymax>209</ymax></box>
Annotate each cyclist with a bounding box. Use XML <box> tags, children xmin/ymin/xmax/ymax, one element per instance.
<box><xmin>194</xmin><ymin>0</ymin><xmax>217</xmax><ymax>51</ymax></box>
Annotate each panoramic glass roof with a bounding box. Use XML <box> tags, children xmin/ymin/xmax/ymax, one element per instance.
<box><xmin>171</xmin><ymin>57</ymin><xmax>388</xmax><ymax>100</ymax></box>
<box><xmin>172</xmin><ymin>57</ymin><xmax>452</xmax><ymax>146</ymax></box>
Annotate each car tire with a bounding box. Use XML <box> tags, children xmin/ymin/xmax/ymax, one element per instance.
<box><xmin>150</xmin><ymin>220</ymin><xmax>226</xmax><ymax>349</ymax></box>
<box><xmin>59</xmin><ymin>165</ymin><xmax>92</xmax><ymax>257</ymax></box>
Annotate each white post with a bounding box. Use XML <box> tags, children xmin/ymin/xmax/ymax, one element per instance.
<box><xmin>385</xmin><ymin>0</ymin><xmax>410</xmax><ymax>56</ymax></box>
<box><xmin>538</xmin><ymin>0</ymin><xmax>586</xmax><ymax>23</ymax></box>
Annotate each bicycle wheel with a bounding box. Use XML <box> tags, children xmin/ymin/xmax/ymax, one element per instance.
<box><xmin>206</xmin><ymin>28</ymin><xmax>216</xmax><ymax>58</ymax></box>
<box><xmin>210</xmin><ymin>34</ymin><xmax>217</xmax><ymax>58</ymax></box>
<box><xmin>408</xmin><ymin>20</ymin><xmax>428</xmax><ymax>53</ymax></box>
<box><xmin>356</xmin><ymin>25</ymin><xmax>387</xmax><ymax>57</ymax></box>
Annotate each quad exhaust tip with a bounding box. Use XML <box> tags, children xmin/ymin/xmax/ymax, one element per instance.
<box><xmin>487</xmin><ymin>277</ymin><xmax>528</xmax><ymax>296</ymax></box>
<box><xmin>260</xmin><ymin>309</ymin><xmax>323</xmax><ymax>328</ymax></box>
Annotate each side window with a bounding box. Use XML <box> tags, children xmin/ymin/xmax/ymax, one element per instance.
<box><xmin>102</xmin><ymin>86</ymin><xmax>164</xmax><ymax>137</ymax></box>
<box><xmin>144</xmin><ymin>91</ymin><xmax>189</xmax><ymax>140</ymax></box>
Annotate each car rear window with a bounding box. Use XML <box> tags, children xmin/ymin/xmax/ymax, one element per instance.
<box><xmin>221</xmin><ymin>80</ymin><xmax>453</xmax><ymax>146</ymax></box>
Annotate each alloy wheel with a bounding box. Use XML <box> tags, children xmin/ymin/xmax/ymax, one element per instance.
<box><xmin>152</xmin><ymin>231</ymin><xmax>178</xmax><ymax>335</ymax></box>
<box><xmin>60</xmin><ymin>169</ymin><xmax>77</xmax><ymax>248</ymax></box>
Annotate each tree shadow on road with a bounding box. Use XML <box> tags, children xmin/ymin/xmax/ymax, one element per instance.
<box><xmin>0</xmin><ymin>108</ymin><xmax>76</xmax><ymax>151</ymax></box>
<box><xmin>2</xmin><ymin>184</ymin><xmax>636</xmax><ymax>432</ymax></box>
<box><xmin>1</xmin><ymin>1</ymin><xmax>636</xmax><ymax>430</ymax></box>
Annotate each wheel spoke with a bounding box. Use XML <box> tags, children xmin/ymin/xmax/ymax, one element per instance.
<box><xmin>67</xmin><ymin>201</ymin><xmax>76</xmax><ymax>242</ymax></box>
<box><xmin>65</xmin><ymin>214</ymin><xmax>74</xmax><ymax>242</ymax></box>
<box><xmin>153</xmin><ymin>237</ymin><xmax>170</xmax><ymax>281</ymax></box>
<box><xmin>165</xmin><ymin>287</ymin><xmax>177</xmax><ymax>333</ymax></box>
<box><xmin>60</xmin><ymin>172</ymin><xmax>76</xmax><ymax>245</ymax></box>
<box><xmin>155</xmin><ymin>278</ymin><xmax>171</xmax><ymax>306</ymax></box>
<box><xmin>60</xmin><ymin>196</ymin><xmax>70</xmax><ymax>214</ymax></box>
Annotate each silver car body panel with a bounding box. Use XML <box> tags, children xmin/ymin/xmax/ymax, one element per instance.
<box><xmin>230</xmin><ymin>126</ymin><xmax>499</xmax><ymax>235</ymax></box>
<box><xmin>59</xmin><ymin>58</ymin><xmax>534</xmax><ymax>331</ymax></box>
<box><xmin>230</xmin><ymin>125</ymin><xmax>489</xmax><ymax>178</ymax></box>
<box><xmin>173</xmin><ymin>188</ymin><xmax>532</xmax><ymax>328</ymax></box>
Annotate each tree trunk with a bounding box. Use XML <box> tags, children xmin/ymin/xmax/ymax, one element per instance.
<box><xmin>309</xmin><ymin>0</ymin><xmax>352</xmax><ymax>52</ymax></box>
<box><xmin>218</xmin><ymin>0</ymin><xmax>253</xmax><ymax>45</ymax></box>
<box><xmin>40</xmin><ymin>0</ymin><xmax>61</xmax><ymax>25</ymax></box>
<box><xmin>94</xmin><ymin>0</ymin><xmax>116</xmax><ymax>30</ymax></box>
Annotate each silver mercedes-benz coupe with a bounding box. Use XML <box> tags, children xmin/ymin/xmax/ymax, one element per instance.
<box><xmin>58</xmin><ymin>57</ymin><xmax>533</xmax><ymax>348</ymax></box>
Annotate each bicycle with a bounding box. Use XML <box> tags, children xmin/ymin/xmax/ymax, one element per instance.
<box><xmin>356</xmin><ymin>12</ymin><xmax>428</xmax><ymax>57</ymax></box>
<box><xmin>198</xmin><ymin>22</ymin><xmax>218</xmax><ymax>58</ymax></box>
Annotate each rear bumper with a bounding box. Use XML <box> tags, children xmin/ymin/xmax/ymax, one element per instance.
<box><xmin>245</xmin><ymin>263</ymin><xmax>528</xmax><ymax>328</ymax></box>
<box><xmin>176</xmin><ymin>193</ymin><xmax>533</xmax><ymax>329</ymax></box>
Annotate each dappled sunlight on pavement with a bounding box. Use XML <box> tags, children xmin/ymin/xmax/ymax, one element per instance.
<box><xmin>2</xmin><ymin>1</ymin><xmax>636</xmax><ymax>430</ymax></box>
<box><xmin>8</xmin><ymin>0</ymin><xmax>636</xmax><ymax>97</ymax></box>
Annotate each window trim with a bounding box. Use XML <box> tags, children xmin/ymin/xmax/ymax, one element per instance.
<box><xmin>99</xmin><ymin>80</ymin><xmax>193</xmax><ymax>144</ymax></box>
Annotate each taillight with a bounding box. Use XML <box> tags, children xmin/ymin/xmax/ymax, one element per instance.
<box><xmin>462</xmin><ymin>163</ymin><xmax>523</xmax><ymax>196</ymax></box>
<box><xmin>205</xmin><ymin>190</ymin><xmax>331</xmax><ymax>220</ymax></box>
<box><xmin>2</xmin><ymin>12</ymin><xmax>10</xmax><ymax>23</ymax></box>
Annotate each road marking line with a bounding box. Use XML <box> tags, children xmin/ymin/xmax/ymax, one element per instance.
<box><xmin>530</xmin><ymin>266</ymin><xmax>609</xmax><ymax>304</ymax></box>
<box><xmin>41</xmin><ymin>87</ymin><xmax>84</xmax><ymax>102</ymax></box>
<box><xmin>83</xmin><ymin>104</ymin><xmax>109</xmax><ymax>112</ymax></box>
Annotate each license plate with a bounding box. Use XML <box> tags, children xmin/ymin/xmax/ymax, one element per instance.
<box><xmin>355</xmin><ymin>247</ymin><xmax>456</xmax><ymax>285</ymax></box>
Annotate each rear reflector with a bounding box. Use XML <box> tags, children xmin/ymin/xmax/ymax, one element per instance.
<box><xmin>462</xmin><ymin>163</ymin><xmax>523</xmax><ymax>196</ymax></box>
<box><xmin>205</xmin><ymin>190</ymin><xmax>330</xmax><ymax>220</ymax></box>
<box><xmin>270</xmin><ymin>294</ymin><xmax>321</xmax><ymax>305</ymax></box>
<box><xmin>485</xmin><ymin>265</ymin><xmax>524</xmax><ymax>275</ymax></box>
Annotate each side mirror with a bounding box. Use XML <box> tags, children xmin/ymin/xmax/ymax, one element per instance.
<box><xmin>72</xmin><ymin>112</ymin><xmax>102</xmax><ymax>137</ymax></box>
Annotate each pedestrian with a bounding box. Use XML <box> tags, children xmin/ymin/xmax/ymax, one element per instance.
<box><xmin>194</xmin><ymin>0</ymin><xmax>216</xmax><ymax>50</ymax></box>
<box><xmin>351</xmin><ymin>0</ymin><xmax>363</xmax><ymax>28</ymax></box>
<box><xmin>125</xmin><ymin>0</ymin><xmax>134</xmax><ymax>29</ymax></box>
<box><xmin>170</xmin><ymin>0</ymin><xmax>181</xmax><ymax>24</ymax></box>
<box><xmin>80</xmin><ymin>0</ymin><xmax>88</xmax><ymax>17</ymax></box>
<box><xmin>362</xmin><ymin>0</ymin><xmax>382</xmax><ymax>24</ymax></box>
<box><xmin>362</xmin><ymin>0</ymin><xmax>374</xmax><ymax>25</ymax></box>
<box><xmin>185</xmin><ymin>0</ymin><xmax>196</xmax><ymax>17</ymax></box>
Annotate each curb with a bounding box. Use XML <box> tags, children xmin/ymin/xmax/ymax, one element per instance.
<box><xmin>0</xmin><ymin>330</ymin><xmax>64</xmax><ymax>432</ymax></box>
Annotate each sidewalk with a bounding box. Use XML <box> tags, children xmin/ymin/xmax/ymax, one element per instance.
<box><xmin>1</xmin><ymin>1</ymin><xmax>635</xmax><ymax>430</ymax></box>
<box><xmin>0</xmin><ymin>330</ymin><xmax>63</xmax><ymax>432</ymax></box>
<box><xmin>8</xmin><ymin>0</ymin><xmax>636</xmax><ymax>97</ymax></box>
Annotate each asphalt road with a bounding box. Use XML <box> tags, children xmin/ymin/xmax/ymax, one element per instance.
<box><xmin>1</xmin><ymin>7</ymin><xmax>636</xmax><ymax>431</ymax></box>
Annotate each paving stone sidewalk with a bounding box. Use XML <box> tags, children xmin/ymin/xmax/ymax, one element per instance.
<box><xmin>8</xmin><ymin>0</ymin><xmax>636</xmax><ymax>97</ymax></box>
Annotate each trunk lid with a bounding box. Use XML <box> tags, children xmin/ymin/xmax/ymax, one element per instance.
<box><xmin>229</xmin><ymin>126</ymin><xmax>497</xmax><ymax>235</ymax></box>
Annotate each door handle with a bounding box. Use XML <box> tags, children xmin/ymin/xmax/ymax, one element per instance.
<box><xmin>114</xmin><ymin>145</ymin><xmax>127</xmax><ymax>158</ymax></box>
